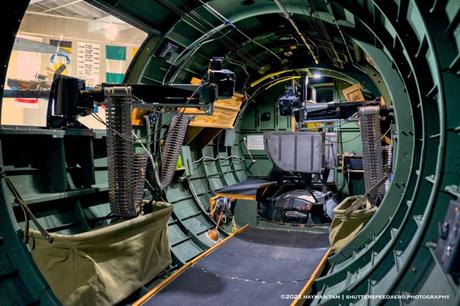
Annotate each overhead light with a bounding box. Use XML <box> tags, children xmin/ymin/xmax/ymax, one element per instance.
<box><xmin>312</xmin><ymin>72</ymin><xmax>322</xmax><ymax>79</ymax></box>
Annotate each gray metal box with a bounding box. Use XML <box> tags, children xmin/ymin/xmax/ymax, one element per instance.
<box><xmin>263</xmin><ymin>132</ymin><xmax>337</xmax><ymax>173</ymax></box>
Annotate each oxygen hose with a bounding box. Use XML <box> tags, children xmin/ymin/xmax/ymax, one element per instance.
<box><xmin>156</xmin><ymin>113</ymin><xmax>190</xmax><ymax>190</ymax></box>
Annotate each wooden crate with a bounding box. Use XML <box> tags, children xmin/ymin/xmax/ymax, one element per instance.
<box><xmin>342</xmin><ymin>83</ymin><xmax>364</xmax><ymax>102</ymax></box>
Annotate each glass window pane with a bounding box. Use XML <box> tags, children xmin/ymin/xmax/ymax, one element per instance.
<box><xmin>2</xmin><ymin>1</ymin><xmax>147</xmax><ymax>127</ymax></box>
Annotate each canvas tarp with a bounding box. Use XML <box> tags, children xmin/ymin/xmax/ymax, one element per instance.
<box><xmin>28</xmin><ymin>202</ymin><xmax>173</xmax><ymax>306</ymax></box>
<box><xmin>329</xmin><ymin>196</ymin><xmax>377</xmax><ymax>252</ymax></box>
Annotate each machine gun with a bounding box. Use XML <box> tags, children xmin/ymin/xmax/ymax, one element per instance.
<box><xmin>4</xmin><ymin>57</ymin><xmax>235</xmax><ymax>219</ymax></box>
<box><xmin>44</xmin><ymin>57</ymin><xmax>235</xmax><ymax>127</ymax></box>
<box><xmin>302</xmin><ymin>100</ymin><xmax>379</xmax><ymax>122</ymax></box>
<box><xmin>3</xmin><ymin>57</ymin><xmax>235</xmax><ymax>127</ymax></box>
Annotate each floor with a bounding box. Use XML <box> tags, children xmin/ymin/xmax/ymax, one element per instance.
<box><xmin>257</xmin><ymin>219</ymin><xmax>330</xmax><ymax>235</ymax></box>
<box><xmin>141</xmin><ymin>227</ymin><xmax>329</xmax><ymax>306</ymax></box>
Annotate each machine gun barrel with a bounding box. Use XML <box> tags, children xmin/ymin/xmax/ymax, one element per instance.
<box><xmin>302</xmin><ymin>100</ymin><xmax>382</xmax><ymax>122</ymax></box>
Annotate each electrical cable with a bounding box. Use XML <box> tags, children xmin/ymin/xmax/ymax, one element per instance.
<box><xmin>161</xmin><ymin>22</ymin><xmax>236</xmax><ymax>85</ymax></box>
<box><xmin>132</xmin><ymin>114</ymin><xmax>190</xmax><ymax>192</ymax></box>
<box><xmin>132</xmin><ymin>132</ymin><xmax>161</xmax><ymax>196</ymax></box>
<box><xmin>157</xmin><ymin>0</ymin><xmax>213</xmax><ymax>35</ymax></box>
<box><xmin>166</xmin><ymin>28</ymin><xmax>235</xmax><ymax>84</ymax></box>
<box><xmin>198</xmin><ymin>0</ymin><xmax>282</xmax><ymax>62</ymax></box>
<box><xmin>162</xmin><ymin>3</ymin><xmax>245</xmax><ymax>68</ymax></box>
<box><xmin>244</xmin><ymin>75</ymin><xmax>292</xmax><ymax>101</ymax></box>
<box><xmin>225</xmin><ymin>54</ymin><xmax>251</xmax><ymax>90</ymax></box>
<box><xmin>273</xmin><ymin>0</ymin><xmax>319</xmax><ymax>64</ymax></box>
<box><xmin>158</xmin><ymin>0</ymin><xmax>305</xmax><ymax>93</ymax></box>
<box><xmin>323</xmin><ymin>132</ymin><xmax>361</xmax><ymax>144</ymax></box>
<box><xmin>166</xmin><ymin>0</ymin><xmax>244</xmax><ymax>54</ymax></box>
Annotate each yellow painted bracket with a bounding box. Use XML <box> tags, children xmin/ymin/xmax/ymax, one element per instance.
<box><xmin>250</xmin><ymin>68</ymin><xmax>311</xmax><ymax>88</ymax></box>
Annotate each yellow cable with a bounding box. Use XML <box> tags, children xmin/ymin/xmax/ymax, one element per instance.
<box><xmin>250</xmin><ymin>68</ymin><xmax>311</xmax><ymax>88</ymax></box>
<box><xmin>265</xmin><ymin>76</ymin><xmax>300</xmax><ymax>90</ymax></box>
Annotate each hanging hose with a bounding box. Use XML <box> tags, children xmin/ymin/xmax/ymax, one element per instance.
<box><xmin>156</xmin><ymin>113</ymin><xmax>190</xmax><ymax>190</ymax></box>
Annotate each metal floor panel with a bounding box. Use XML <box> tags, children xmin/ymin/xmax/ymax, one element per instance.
<box><xmin>215</xmin><ymin>177</ymin><xmax>275</xmax><ymax>195</ymax></box>
<box><xmin>142</xmin><ymin>227</ymin><xmax>329</xmax><ymax>306</ymax></box>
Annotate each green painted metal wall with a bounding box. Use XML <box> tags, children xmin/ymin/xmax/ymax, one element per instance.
<box><xmin>1</xmin><ymin>0</ymin><xmax>460</xmax><ymax>305</ymax></box>
<box><xmin>236</xmin><ymin>85</ymin><xmax>294</xmax><ymax>177</ymax></box>
<box><xmin>310</xmin><ymin>1</ymin><xmax>460</xmax><ymax>304</ymax></box>
<box><xmin>118</xmin><ymin>0</ymin><xmax>460</xmax><ymax>303</ymax></box>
